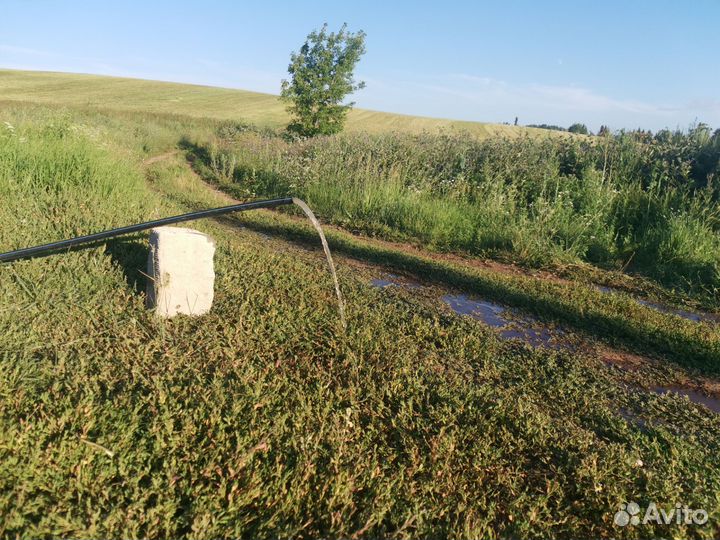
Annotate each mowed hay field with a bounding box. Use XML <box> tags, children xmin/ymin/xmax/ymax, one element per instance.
<box><xmin>0</xmin><ymin>81</ymin><xmax>719</xmax><ymax>538</ymax></box>
<box><xmin>0</xmin><ymin>69</ymin><xmax>553</xmax><ymax>137</ymax></box>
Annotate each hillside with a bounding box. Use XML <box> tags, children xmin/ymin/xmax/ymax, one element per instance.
<box><xmin>1</xmin><ymin>79</ymin><xmax>719</xmax><ymax>537</ymax></box>
<box><xmin>0</xmin><ymin>69</ymin><xmax>552</xmax><ymax>137</ymax></box>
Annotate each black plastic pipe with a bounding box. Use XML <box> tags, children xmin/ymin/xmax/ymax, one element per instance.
<box><xmin>0</xmin><ymin>197</ymin><xmax>294</xmax><ymax>264</ymax></box>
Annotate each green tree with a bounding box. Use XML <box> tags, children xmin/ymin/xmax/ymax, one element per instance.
<box><xmin>281</xmin><ymin>23</ymin><xmax>366</xmax><ymax>137</ymax></box>
<box><xmin>568</xmin><ymin>123</ymin><xmax>588</xmax><ymax>135</ymax></box>
<box><xmin>568</xmin><ymin>123</ymin><xmax>589</xmax><ymax>135</ymax></box>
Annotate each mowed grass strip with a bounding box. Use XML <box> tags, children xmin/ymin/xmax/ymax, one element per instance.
<box><xmin>0</xmin><ymin>69</ymin><xmax>561</xmax><ymax>138</ymax></box>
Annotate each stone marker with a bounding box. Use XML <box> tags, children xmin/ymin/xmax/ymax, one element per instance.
<box><xmin>146</xmin><ymin>226</ymin><xmax>215</xmax><ymax>318</ymax></box>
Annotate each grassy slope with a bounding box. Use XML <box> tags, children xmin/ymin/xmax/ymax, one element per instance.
<box><xmin>1</xmin><ymin>104</ymin><xmax>720</xmax><ymax>538</ymax></box>
<box><xmin>0</xmin><ymin>69</ymin><xmax>553</xmax><ymax>137</ymax></box>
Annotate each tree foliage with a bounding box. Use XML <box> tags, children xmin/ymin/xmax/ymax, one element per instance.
<box><xmin>568</xmin><ymin>123</ymin><xmax>589</xmax><ymax>135</ymax></box>
<box><xmin>280</xmin><ymin>24</ymin><xmax>366</xmax><ymax>137</ymax></box>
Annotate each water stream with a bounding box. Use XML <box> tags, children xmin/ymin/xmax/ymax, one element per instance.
<box><xmin>292</xmin><ymin>198</ymin><xmax>346</xmax><ymax>329</ymax></box>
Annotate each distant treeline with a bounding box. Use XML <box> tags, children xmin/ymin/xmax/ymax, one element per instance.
<box><xmin>527</xmin><ymin>122</ymin><xmax>720</xmax><ymax>144</ymax></box>
<box><xmin>527</xmin><ymin>123</ymin><xmax>567</xmax><ymax>132</ymax></box>
<box><xmin>528</xmin><ymin>123</ymin><xmax>590</xmax><ymax>134</ymax></box>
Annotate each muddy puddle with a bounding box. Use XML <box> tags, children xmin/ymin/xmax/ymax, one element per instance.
<box><xmin>650</xmin><ymin>386</ymin><xmax>720</xmax><ymax>414</ymax></box>
<box><xmin>592</xmin><ymin>349</ymin><xmax>720</xmax><ymax>415</ymax></box>
<box><xmin>442</xmin><ymin>294</ymin><xmax>569</xmax><ymax>350</ymax></box>
<box><xmin>637</xmin><ymin>300</ymin><xmax>716</xmax><ymax>324</ymax></box>
<box><xmin>371</xmin><ymin>273</ymin><xmax>570</xmax><ymax>351</ymax></box>
<box><xmin>595</xmin><ymin>285</ymin><xmax>718</xmax><ymax>324</ymax></box>
<box><xmin>370</xmin><ymin>273</ymin><xmax>422</xmax><ymax>290</ymax></box>
<box><xmin>370</xmin><ymin>275</ymin><xmax>720</xmax><ymax>415</ymax></box>
<box><xmin>619</xmin><ymin>386</ymin><xmax>720</xmax><ymax>421</ymax></box>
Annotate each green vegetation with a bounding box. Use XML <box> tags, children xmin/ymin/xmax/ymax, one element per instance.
<box><xmin>191</xmin><ymin>122</ymin><xmax>720</xmax><ymax>302</ymax></box>
<box><xmin>1</xmin><ymin>82</ymin><xmax>720</xmax><ymax>538</ymax></box>
<box><xmin>281</xmin><ymin>23</ymin><xmax>366</xmax><ymax>136</ymax></box>
<box><xmin>568</xmin><ymin>122</ymin><xmax>589</xmax><ymax>135</ymax></box>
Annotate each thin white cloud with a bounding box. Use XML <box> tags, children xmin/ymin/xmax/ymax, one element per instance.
<box><xmin>357</xmin><ymin>72</ymin><xmax>720</xmax><ymax>131</ymax></box>
<box><xmin>528</xmin><ymin>84</ymin><xmax>663</xmax><ymax>114</ymax></box>
<box><xmin>366</xmin><ymin>75</ymin><xmax>717</xmax><ymax>128</ymax></box>
<box><xmin>686</xmin><ymin>98</ymin><xmax>720</xmax><ymax>113</ymax></box>
<box><xmin>446</xmin><ymin>74</ymin><xmax>666</xmax><ymax>115</ymax></box>
<box><xmin>0</xmin><ymin>44</ymin><xmax>55</xmax><ymax>57</ymax></box>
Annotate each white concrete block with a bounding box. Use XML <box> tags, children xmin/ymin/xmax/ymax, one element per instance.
<box><xmin>146</xmin><ymin>226</ymin><xmax>215</xmax><ymax>318</ymax></box>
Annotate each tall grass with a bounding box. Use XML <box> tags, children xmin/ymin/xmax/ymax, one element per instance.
<box><xmin>0</xmin><ymin>111</ymin><xmax>155</xmax><ymax>253</ymax></box>
<box><xmin>190</xmin><ymin>125</ymin><xmax>720</xmax><ymax>297</ymax></box>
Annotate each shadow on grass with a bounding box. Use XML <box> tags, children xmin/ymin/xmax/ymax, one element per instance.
<box><xmin>226</xmin><ymin>213</ymin><xmax>720</xmax><ymax>377</ymax></box>
<box><xmin>182</xmin><ymin>136</ymin><xmax>720</xmax><ymax>306</ymax></box>
<box><xmin>1</xmin><ymin>236</ymin><xmax>149</xmax><ymax>296</ymax></box>
<box><xmin>105</xmin><ymin>239</ymin><xmax>149</xmax><ymax>295</ymax></box>
<box><xmin>176</xmin><ymin>140</ymin><xmax>720</xmax><ymax>376</ymax></box>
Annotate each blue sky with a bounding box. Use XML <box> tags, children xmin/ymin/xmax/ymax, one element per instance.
<box><xmin>1</xmin><ymin>0</ymin><xmax>718</xmax><ymax>131</ymax></box>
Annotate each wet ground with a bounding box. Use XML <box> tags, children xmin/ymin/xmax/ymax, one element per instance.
<box><xmin>371</xmin><ymin>273</ymin><xmax>720</xmax><ymax>415</ymax></box>
<box><xmin>596</xmin><ymin>285</ymin><xmax>718</xmax><ymax>324</ymax></box>
<box><xmin>371</xmin><ymin>273</ymin><xmax>570</xmax><ymax>351</ymax></box>
<box><xmin>440</xmin><ymin>293</ymin><xmax>568</xmax><ymax>350</ymax></box>
<box><xmin>370</xmin><ymin>274</ymin><xmax>422</xmax><ymax>290</ymax></box>
<box><xmin>650</xmin><ymin>386</ymin><xmax>720</xmax><ymax>414</ymax></box>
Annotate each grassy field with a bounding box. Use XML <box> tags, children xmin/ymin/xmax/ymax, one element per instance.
<box><xmin>0</xmin><ymin>69</ymin><xmax>556</xmax><ymax>137</ymax></box>
<box><xmin>1</xmin><ymin>91</ymin><xmax>720</xmax><ymax>537</ymax></box>
<box><xmin>187</xmin><ymin>122</ymin><xmax>720</xmax><ymax>306</ymax></box>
